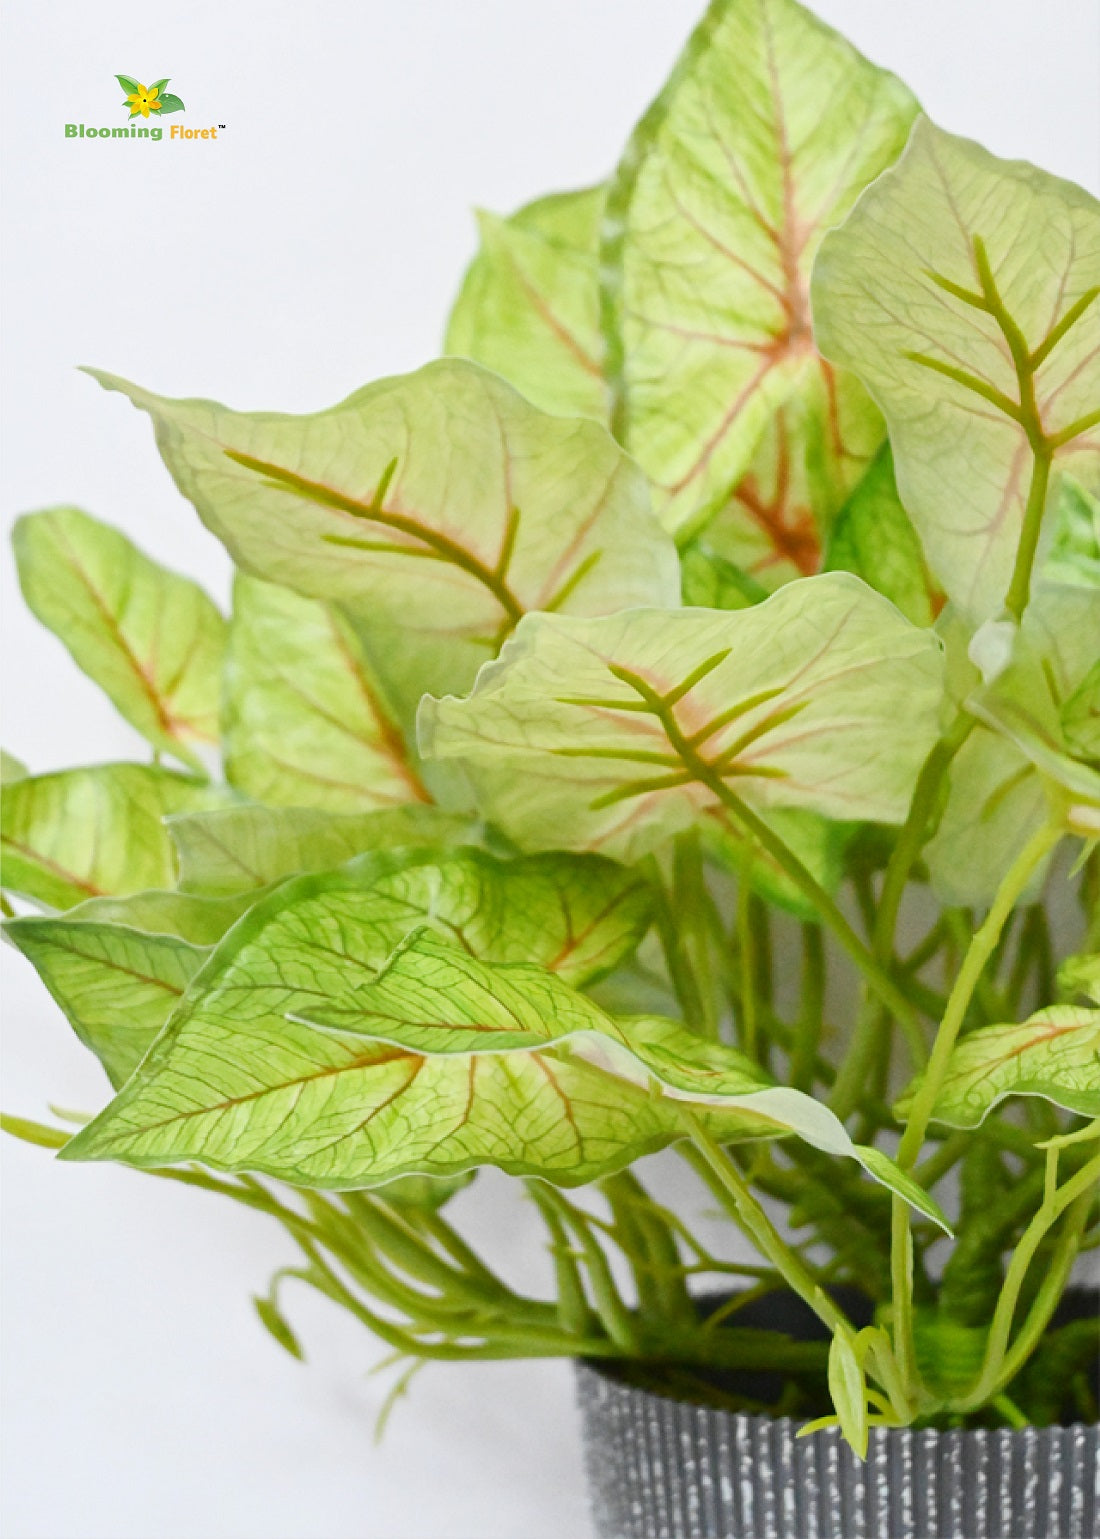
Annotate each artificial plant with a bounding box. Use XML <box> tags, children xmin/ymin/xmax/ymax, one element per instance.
<box><xmin>4</xmin><ymin>0</ymin><xmax>1099</xmax><ymax>1455</ymax></box>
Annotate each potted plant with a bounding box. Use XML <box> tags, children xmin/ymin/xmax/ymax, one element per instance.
<box><xmin>4</xmin><ymin>0</ymin><xmax>1098</xmax><ymax>1534</ymax></box>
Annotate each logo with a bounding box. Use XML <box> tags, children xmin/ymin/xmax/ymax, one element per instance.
<box><xmin>116</xmin><ymin>75</ymin><xmax>185</xmax><ymax>120</ymax></box>
<box><xmin>64</xmin><ymin>76</ymin><xmax>224</xmax><ymax>143</ymax></box>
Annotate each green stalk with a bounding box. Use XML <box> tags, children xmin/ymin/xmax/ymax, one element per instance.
<box><xmin>889</xmin><ymin>817</ymin><xmax>1062</xmax><ymax>1394</ymax></box>
<box><xmin>790</xmin><ymin>923</ymin><xmax>825</xmax><ymax>1092</ymax></box>
<box><xmin>680</xmin><ymin>1117</ymin><xmax>854</xmax><ymax>1341</ymax></box>
<box><xmin>957</xmin><ymin>1150</ymin><xmax>1100</xmax><ymax>1410</ymax></box>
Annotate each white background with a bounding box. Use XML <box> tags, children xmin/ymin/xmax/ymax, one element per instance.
<box><xmin>2</xmin><ymin>3</ymin><xmax>1098</xmax><ymax>1537</ymax></box>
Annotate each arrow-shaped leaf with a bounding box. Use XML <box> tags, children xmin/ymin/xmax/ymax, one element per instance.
<box><xmin>420</xmin><ymin>572</ymin><xmax>944</xmax><ymax>861</ymax></box>
<box><xmin>61</xmin><ymin>927</ymin><xmax>947</xmax><ymax>1228</ymax></box>
<box><xmin>4</xmin><ymin>888</ymin><xmax>254</xmax><ymax>1087</ymax></box>
<box><xmin>224</xmin><ymin>575</ymin><xmax>431</xmax><ymax>811</ymax></box>
<box><xmin>896</xmin><ymin>1006</ymin><xmax>1100</xmax><ymax>1128</ymax></box>
<box><xmin>813</xmin><ymin>118</ymin><xmax>1100</xmax><ymax>625</ymax></box>
<box><xmin>86</xmin><ymin>358</ymin><xmax>678</xmax><ymax>708</ymax></box>
<box><xmin>445</xmin><ymin>186</ymin><xmax>609</xmax><ymax>421</ymax></box>
<box><xmin>602</xmin><ymin>0</ymin><xmax>917</xmax><ymax>541</ymax></box>
<box><xmin>13</xmin><ymin>507</ymin><xmax>226</xmax><ymax>768</ymax></box>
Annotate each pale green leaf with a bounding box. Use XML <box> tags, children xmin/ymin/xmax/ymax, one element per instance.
<box><xmin>823</xmin><ymin>446</ymin><xmax>938</xmax><ymax>626</ymax></box>
<box><xmin>167</xmin><ymin>803</ymin><xmax>470</xmax><ymax>896</ymax></box>
<box><xmin>223</xmin><ymin>575</ymin><xmax>431</xmax><ymax>811</ymax></box>
<box><xmin>4</xmin><ymin>887</ymin><xmax>257</xmax><ymax>1087</ymax></box>
<box><xmin>86</xmin><ymin>358</ymin><xmax>679</xmax><ymax>706</ymax></box>
<box><xmin>896</xmin><ymin>1006</ymin><xmax>1100</xmax><ymax>1127</ymax></box>
<box><xmin>813</xmin><ymin>118</ymin><xmax>1100</xmax><ymax>625</ymax></box>
<box><xmin>420</xmin><ymin>573</ymin><xmax>944</xmax><ymax>862</ymax></box>
<box><xmin>602</xmin><ymin>0</ymin><xmax>917</xmax><ymax>540</ymax></box>
<box><xmin>62</xmin><ymin>927</ymin><xmax>946</xmax><ymax>1224</ymax></box>
<box><xmin>679</xmin><ymin>543</ymin><xmax>766</xmax><ymax>611</ymax></box>
<box><xmin>5</xmin><ymin>912</ymin><xmax>205</xmax><ymax>1087</ymax></box>
<box><xmin>0</xmin><ymin>764</ymin><xmax>225</xmax><ymax>909</ymax></box>
<box><xmin>1</xmin><ymin>751</ymin><xmax>28</xmax><ymax>784</ymax></box>
<box><xmin>924</xmin><ymin>730</ymin><xmax>1049</xmax><ymax>908</ymax></box>
<box><xmin>1061</xmin><ymin>659</ymin><xmax>1100</xmax><ymax>761</ymax></box>
<box><xmin>13</xmin><ymin>507</ymin><xmax>226</xmax><ymax>768</ymax></box>
<box><xmin>926</xmin><ymin>582</ymin><xmax>1100</xmax><ymax>904</ymax></box>
<box><xmin>445</xmin><ymin>187</ymin><xmax>609</xmax><ymax>420</ymax></box>
<box><xmin>680</xmin><ymin>372</ymin><xmax>886</xmax><ymax>587</ymax></box>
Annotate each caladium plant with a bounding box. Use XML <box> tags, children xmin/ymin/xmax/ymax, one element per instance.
<box><xmin>4</xmin><ymin>0</ymin><xmax>1099</xmax><ymax>1460</ymax></box>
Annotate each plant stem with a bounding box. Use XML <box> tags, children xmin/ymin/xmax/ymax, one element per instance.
<box><xmin>889</xmin><ymin>817</ymin><xmax>1062</xmax><ymax>1397</ymax></box>
<box><xmin>957</xmin><ymin>1150</ymin><xmax>1100</xmax><ymax>1410</ymax></box>
<box><xmin>680</xmin><ymin>1117</ymin><xmax>853</xmax><ymax>1341</ymax></box>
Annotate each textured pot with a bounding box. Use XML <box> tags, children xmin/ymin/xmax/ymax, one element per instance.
<box><xmin>575</xmin><ymin>1291</ymin><xmax>1099</xmax><ymax>1539</ymax></box>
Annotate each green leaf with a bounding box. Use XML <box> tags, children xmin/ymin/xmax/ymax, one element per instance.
<box><xmin>813</xmin><ymin>118</ymin><xmax>1100</xmax><ymax>625</ymax></box>
<box><xmin>896</xmin><ymin>1006</ymin><xmax>1100</xmax><ymax>1128</ymax></box>
<box><xmin>926</xmin><ymin>582</ymin><xmax>1100</xmax><ymax>904</ymax></box>
<box><xmin>5</xmin><ymin>913</ymin><xmax>205</xmax><ymax>1088</ymax></box>
<box><xmin>116</xmin><ymin>74</ymin><xmax>141</xmax><ymax>96</ymax></box>
<box><xmin>1</xmin><ymin>750</ymin><xmax>28</xmax><ymax>784</ymax></box>
<box><xmin>85</xmin><ymin>358</ymin><xmax>679</xmax><ymax>707</ymax></box>
<box><xmin>167</xmin><ymin>803</ymin><xmax>470</xmax><ymax>896</ymax></box>
<box><xmin>702</xmin><ymin>805</ymin><xmax>849</xmax><ymax>920</ymax></box>
<box><xmin>377</xmin><ymin>1172</ymin><xmax>475</xmax><ymax>1210</ymax></box>
<box><xmin>445</xmin><ymin>187</ymin><xmax>609</xmax><ymax>421</ymax></box>
<box><xmin>823</xmin><ymin>446</ymin><xmax>938</xmax><ymax>626</ymax></box>
<box><xmin>4</xmin><ymin>887</ymin><xmax>256</xmax><ymax>1087</ymax></box>
<box><xmin>827</xmin><ymin>1330</ymin><xmax>869</xmax><ymax>1459</ymax></box>
<box><xmin>61</xmin><ymin>927</ymin><xmax>947</xmax><ymax>1223</ymax></box>
<box><xmin>679</xmin><ymin>543</ymin><xmax>766</xmax><ymax>611</ymax></box>
<box><xmin>150</xmin><ymin>78</ymin><xmax>170</xmax><ymax>93</ymax></box>
<box><xmin>157</xmin><ymin>94</ymin><xmax>185</xmax><ymax>114</ymax></box>
<box><xmin>1062</xmin><ymin>659</ymin><xmax>1100</xmax><ymax>761</ymax></box>
<box><xmin>1043</xmin><ymin>477</ymin><xmax>1100</xmax><ymax>590</ymax></box>
<box><xmin>0</xmin><ymin>1113</ymin><xmax>71</xmax><ymax>1151</ymax></box>
<box><xmin>253</xmin><ymin>1293</ymin><xmax>304</xmax><ymax>1361</ymax></box>
<box><xmin>602</xmin><ymin>0</ymin><xmax>917</xmax><ymax>541</ymax></box>
<box><xmin>13</xmin><ymin>508</ymin><xmax>227</xmax><ymax>769</ymax></box>
<box><xmin>1059</xmin><ymin>952</ymin><xmax>1100</xmax><ymax>1005</ymax></box>
<box><xmin>1</xmin><ymin>764</ymin><xmax>225</xmax><ymax>910</ymax></box>
<box><xmin>224</xmin><ymin>575</ymin><xmax>431</xmax><ymax>811</ymax></box>
<box><xmin>421</xmin><ymin>572</ymin><xmax>944</xmax><ymax>861</ymax></box>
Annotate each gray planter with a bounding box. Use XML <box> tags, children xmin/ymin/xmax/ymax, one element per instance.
<box><xmin>576</xmin><ymin>1362</ymin><xmax>1098</xmax><ymax>1538</ymax></box>
<box><xmin>575</xmin><ymin>1291</ymin><xmax>1099</xmax><ymax>1539</ymax></box>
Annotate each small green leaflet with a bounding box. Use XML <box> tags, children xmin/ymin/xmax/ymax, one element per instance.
<box><xmin>420</xmin><ymin>573</ymin><xmax>944</xmax><ymax>861</ymax></box>
<box><xmin>1061</xmin><ymin>660</ymin><xmax>1100</xmax><ymax>761</ymax></box>
<box><xmin>86</xmin><ymin>358</ymin><xmax>679</xmax><ymax>708</ymax></box>
<box><xmin>813</xmin><ymin>118</ymin><xmax>1100</xmax><ymax>625</ymax></box>
<box><xmin>896</xmin><ymin>1007</ymin><xmax>1100</xmax><ymax>1127</ymax></box>
<box><xmin>13</xmin><ymin>507</ymin><xmax>226</xmax><ymax>769</ymax></box>
<box><xmin>601</xmin><ymin>0</ymin><xmax>917</xmax><ymax>541</ymax></box>
<box><xmin>445</xmin><ymin>186</ymin><xmax>609</xmax><ymax>421</ymax></box>
<box><xmin>1043</xmin><ymin>477</ymin><xmax>1100</xmax><ymax>591</ymax></box>
<box><xmin>223</xmin><ymin>576</ymin><xmax>431</xmax><ymax>811</ymax></box>
<box><xmin>1</xmin><ymin>764</ymin><xmax>226</xmax><ymax>909</ymax></box>
<box><xmin>62</xmin><ymin>927</ymin><xmax>947</xmax><ymax>1229</ymax></box>
<box><xmin>167</xmin><ymin>803</ymin><xmax>471</xmax><ymax>896</ymax></box>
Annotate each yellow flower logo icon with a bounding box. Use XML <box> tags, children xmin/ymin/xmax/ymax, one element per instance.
<box><xmin>116</xmin><ymin>75</ymin><xmax>185</xmax><ymax>119</ymax></box>
<box><xmin>126</xmin><ymin>83</ymin><xmax>161</xmax><ymax>118</ymax></box>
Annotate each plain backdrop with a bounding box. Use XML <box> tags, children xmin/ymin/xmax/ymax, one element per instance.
<box><xmin>2</xmin><ymin>3</ymin><xmax>1098</xmax><ymax>1537</ymax></box>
